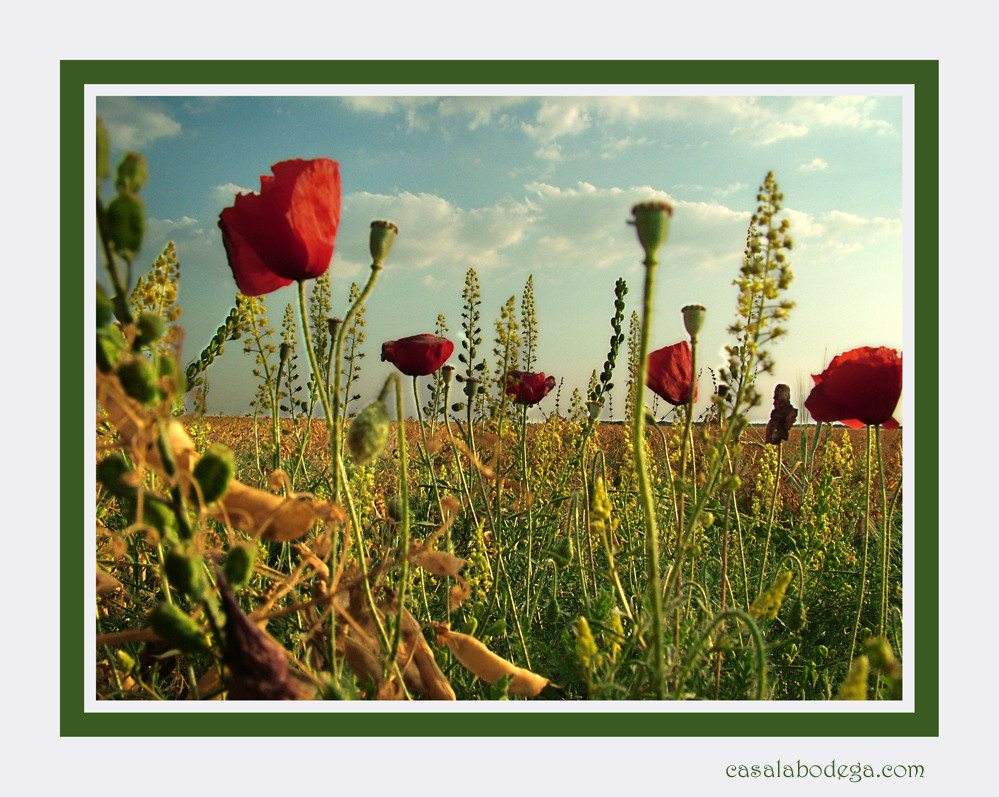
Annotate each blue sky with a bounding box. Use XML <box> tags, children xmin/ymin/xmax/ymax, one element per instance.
<box><xmin>96</xmin><ymin>93</ymin><xmax>905</xmax><ymax>421</ymax></box>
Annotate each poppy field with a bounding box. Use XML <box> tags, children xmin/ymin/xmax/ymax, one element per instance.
<box><xmin>94</xmin><ymin>125</ymin><xmax>904</xmax><ymax>702</ymax></box>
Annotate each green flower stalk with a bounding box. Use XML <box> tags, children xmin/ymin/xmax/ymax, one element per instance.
<box><xmin>628</xmin><ymin>199</ymin><xmax>672</xmax><ymax>699</ymax></box>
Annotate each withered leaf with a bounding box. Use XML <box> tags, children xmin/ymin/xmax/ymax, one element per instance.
<box><xmin>432</xmin><ymin>624</ymin><xmax>549</xmax><ymax>697</ymax></box>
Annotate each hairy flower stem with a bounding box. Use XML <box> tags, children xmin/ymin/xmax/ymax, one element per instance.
<box><xmin>519</xmin><ymin>405</ymin><xmax>537</xmax><ymax>606</ymax></box>
<box><xmin>330</xmin><ymin>263</ymin><xmax>383</xmax><ymax>498</ymax></box>
<box><xmin>849</xmin><ymin>426</ymin><xmax>873</xmax><ymax>667</ymax></box>
<box><xmin>632</xmin><ymin>249</ymin><xmax>667</xmax><ymax>700</ymax></box>
<box><xmin>413</xmin><ymin>376</ymin><xmax>446</xmax><ymax>524</ymax></box>
<box><xmin>389</xmin><ymin>375</ymin><xmax>412</xmax><ymax>669</ymax></box>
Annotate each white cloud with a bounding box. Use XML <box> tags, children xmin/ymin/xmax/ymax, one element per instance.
<box><xmin>212</xmin><ymin>182</ymin><xmax>253</xmax><ymax>209</ymax></box>
<box><xmin>798</xmin><ymin>158</ymin><xmax>829</xmax><ymax>172</ymax></box>
<box><xmin>97</xmin><ymin>97</ymin><xmax>181</xmax><ymax>149</ymax></box>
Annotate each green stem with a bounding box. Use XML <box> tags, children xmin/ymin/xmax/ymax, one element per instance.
<box><xmin>876</xmin><ymin>426</ymin><xmax>890</xmax><ymax>638</ymax></box>
<box><xmin>757</xmin><ymin>441</ymin><xmax>783</xmax><ymax>594</ymax></box>
<box><xmin>849</xmin><ymin>425</ymin><xmax>873</xmax><ymax>666</ymax></box>
<box><xmin>632</xmin><ymin>248</ymin><xmax>666</xmax><ymax>699</ymax></box>
<box><xmin>389</xmin><ymin>375</ymin><xmax>412</xmax><ymax>667</ymax></box>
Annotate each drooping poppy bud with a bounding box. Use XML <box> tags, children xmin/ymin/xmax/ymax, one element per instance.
<box><xmin>369</xmin><ymin>220</ymin><xmax>399</xmax><ymax>265</ymax></box>
<box><xmin>646</xmin><ymin>341</ymin><xmax>697</xmax><ymax>406</ymax></box>
<box><xmin>346</xmin><ymin>399</ymin><xmax>391</xmax><ymax>466</ymax></box>
<box><xmin>765</xmin><ymin>383</ymin><xmax>798</xmax><ymax>444</ymax></box>
<box><xmin>381</xmin><ymin>334</ymin><xmax>454</xmax><ymax>376</ymax></box>
<box><xmin>505</xmin><ymin>370</ymin><xmax>556</xmax><ymax>405</ymax></box>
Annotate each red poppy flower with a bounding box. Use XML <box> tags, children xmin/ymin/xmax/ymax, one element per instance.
<box><xmin>381</xmin><ymin>334</ymin><xmax>454</xmax><ymax>376</ymax></box>
<box><xmin>218</xmin><ymin>158</ymin><xmax>341</xmax><ymax>296</ymax></box>
<box><xmin>646</xmin><ymin>341</ymin><xmax>697</xmax><ymax>406</ymax></box>
<box><xmin>506</xmin><ymin>371</ymin><xmax>556</xmax><ymax>405</ymax></box>
<box><xmin>804</xmin><ymin>346</ymin><xmax>902</xmax><ymax>428</ymax></box>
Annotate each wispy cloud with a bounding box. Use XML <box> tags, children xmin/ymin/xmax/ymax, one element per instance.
<box><xmin>98</xmin><ymin>97</ymin><xmax>181</xmax><ymax>149</ymax></box>
<box><xmin>798</xmin><ymin>158</ymin><xmax>829</xmax><ymax>173</ymax></box>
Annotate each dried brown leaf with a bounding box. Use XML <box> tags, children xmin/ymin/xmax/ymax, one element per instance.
<box><xmin>432</xmin><ymin>624</ymin><xmax>549</xmax><ymax>697</ymax></box>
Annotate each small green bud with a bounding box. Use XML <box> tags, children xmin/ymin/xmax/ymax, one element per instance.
<box><xmin>106</xmin><ymin>192</ymin><xmax>146</xmax><ymax>257</ymax></box>
<box><xmin>134</xmin><ymin>310</ymin><xmax>165</xmax><ymax>349</ymax></box>
<box><xmin>115</xmin><ymin>152</ymin><xmax>149</xmax><ymax>193</ymax></box>
<box><xmin>543</xmin><ymin>597</ymin><xmax>561</xmax><ymax>626</ymax></box>
<box><xmin>149</xmin><ymin>602</ymin><xmax>211</xmax><ymax>655</ymax></box>
<box><xmin>96</xmin><ymin>117</ymin><xmax>111</xmax><ymax>182</ymax></box>
<box><xmin>96</xmin><ymin>453</ymin><xmax>136</xmax><ymax>498</ymax></box>
<box><xmin>369</xmin><ymin>220</ymin><xmax>399</xmax><ymax>265</ymax></box>
<box><xmin>192</xmin><ymin>445</ymin><xmax>234</xmax><ymax>504</ymax></box>
<box><xmin>346</xmin><ymin>399</ymin><xmax>390</xmax><ymax>466</ymax></box>
<box><xmin>629</xmin><ymin>200</ymin><xmax>673</xmax><ymax>264</ymax></box>
<box><xmin>551</xmin><ymin>535</ymin><xmax>574</xmax><ymax>567</ymax></box>
<box><xmin>386</xmin><ymin>494</ymin><xmax>405</xmax><ymax>523</ymax></box>
<box><xmin>223</xmin><ymin>542</ymin><xmax>256</xmax><ymax>588</ymax></box>
<box><xmin>140</xmin><ymin>498</ymin><xmax>178</xmax><ymax>541</ymax></box>
<box><xmin>116</xmin><ymin>355</ymin><xmax>159</xmax><ymax>404</ymax></box>
<box><xmin>279</xmin><ymin>341</ymin><xmax>292</xmax><ymax>365</ymax></box>
<box><xmin>164</xmin><ymin>545</ymin><xmax>207</xmax><ymax>600</ymax></box>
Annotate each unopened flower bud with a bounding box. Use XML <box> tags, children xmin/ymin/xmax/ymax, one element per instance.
<box><xmin>105</xmin><ymin>192</ymin><xmax>146</xmax><ymax>257</ymax></box>
<box><xmin>587</xmin><ymin>400</ymin><xmax>604</xmax><ymax>422</ymax></box>
<box><xmin>327</xmin><ymin>317</ymin><xmax>342</xmax><ymax>341</ymax></box>
<box><xmin>223</xmin><ymin>542</ymin><xmax>257</xmax><ymax>589</ymax></box>
<box><xmin>630</xmin><ymin>200</ymin><xmax>673</xmax><ymax>264</ymax></box>
<box><xmin>279</xmin><ymin>342</ymin><xmax>292</xmax><ymax>365</ymax></box>
<box><xmin>115</xmin><ymin>152</ymin><xmax>149</xmax><ymax>193</ymax></box>
<box><xmin>149</xmin><ymin>602</ymin><xmax>211</xmax><ymax>654</ymax></box>
<box><xmin>117</xmin><ymin>355</ymin><xmax>159</xmax><ymax>404</ymax></box>
<box><xmin>135</xmin><ymin>310</ymin><xmax>166</xmax><ymax>349</ymax></box>
<box><xmin>164</xmin><ymin>545</ymin><xmax>207</xmax><ymax>600</ymax></box>
<box><xmin>369</xmin><ymin>220</ymin><xmax>399</xmax><ymax>265</ymax></box>
<box><xmin>191</xmin><ymin>445</ymin><xmax>234</xmax><ymax>504</ymax></box>
<box><xmin>346</xmin><ymin>399</ymin><xmax>391</xmax><ymax>466</ymax></box>
<box><xmin>681</xmin><ymin>304</ymin><xmax>706</xmax><ymax>339</ymax></box>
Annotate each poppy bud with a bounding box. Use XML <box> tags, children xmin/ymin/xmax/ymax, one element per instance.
<box><xmin>629</xmin><ymin>200</ymin><xmax>673</xmax><ymax>263</ymax></box>
<box><xmin>191</xmin><ymin>445</ymin><xmax>234</xmax><ymax>504</ymax></box>
<box><xmin>681</xmin><ymin>304</ymin><xmax>706</xmax><ymax>339</ymax></box>
<box><xmin>223</xmin><ymin>542</ymin><xmax>257</xmax><ymax>588</ymax></box>
<box><xmin>117</xmin><ymin>355</ymin><xmax>159</xmax><ymax>404</ymax></box>
<box><xmin>115</xmin><ymin>152</ymin><xmax>149</xmax><ymax>193</ymax></box>
<box><xmin>386</xmin><ymin>494</ymin><xmax>405</xmax><ymax>523</ymax></box>
<box><xmin>587</xmin><ymin>400</ymin><xmax>603</xmax><ymax>422</ymax></box>
<box><xmin>149</xmin><ymin>602</ymin><xmax>211</xmax><ymax>655</ymax></box>
<box><xmin>134</xmin><ymin>310</ymin><xmax>165</xmax><ymax>349</ymax></box>
<box><xmin>279</xmin><ymin>342</ymin><xmax>292</xmax><ymax>365</ymax></box>
<box><xmin>105</xmin><ymin>192</ymin><xmax>146</xmax><ymax>257</ymax></box>
<box><xmin>346</xmin><ymin>399</ymin><xmax>391</xmax><ymax>466</ymax></box>
<box><xmin>164</xmin><ymin>545</ymin><xmax>207</xmax><ymax>600</ymax></box>
<box><xmin>786</xmin><ymin>597</ymin><xmax>807</xmax><ymax>632</ymax></box>
<box><xmin>327</xmin><ymin>317</ymin><xmax>342</xmax><ymax>341</ymax></box>
<box><xmin>369</xmin><ymin>220</ymin><xmax>399</xmax><ymax>265</ymax></box>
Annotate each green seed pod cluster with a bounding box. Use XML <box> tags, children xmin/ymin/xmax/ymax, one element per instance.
<box><xmin>164</xmin><ymin>545</ymin><xmax>207</xmax><ymax>600</ymax></box>
<box><xmin>185</xmin><ymin>304</ymin><xmax>244</xmax><ymax>388</ymax></box>
<box><xmin>346</xmin><ymin>399</ymin><xmax>390</xmax><ymax>466</ymax></box>
<box><xmin>191</xmin><ymin>445</ymin><xmax>234</xmax><ymax>504</ymax></box>
<box><xmin>149</xmin><ymin>602</ymin><xmax>211</xmax><ymax>655</ymax></box>
<box><xmin>223</xmin><ymin>542</ymin><xmax>256</xmax><ymax>589</ymax></box>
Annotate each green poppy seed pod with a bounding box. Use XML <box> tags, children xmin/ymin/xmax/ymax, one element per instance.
<box><xmin>279</xmin><ymin>342</ymin><xmax>292</xmax><ymax>365</ymax></box>
<box><xmin>369</xmin><ymin>220</ymin><xmax>399</xmax><ymax>265</ymax></box>
<box><xmin>141</xmin><ymin>498</ymin><xmax>179</xmax><ymax>542</ymax></box>
<box><xmin>117</xmin><ymin>355</ymin><xmax>160</xmax><ymax>404</ymax></box>
<box><xmin>327</xmin><ymin>317</ymin><xmax>342</xmax><ymax>341</ymax></box>
<box><xmin>105</xmin><ymin>192</ymin><xmax>146</xmax><ymax>257</ymax></box>
<box><xmin>115</xmin><ymin>152</ymin><xmax>149</xmax><ymax>193</ymax></box>
<box><xmin>630</xmin><ymin>200</ymin><xmax>673</xmax><ymax>263</ymax></box>
<box><xmin>191</xmin><ymin>445</ymin><xmax>234</xmax><ymax>504</ymax></box>
<box><xmin>587</xmin><ymin>400</ymin><xmax>604</xmax><ymax>422</ymax></box>
<box><xmin>681</xmin><ymin>304</ymin><xmax>706</xmax><ymax>339</ymax></box>
<box><xmin>96</xmin><ymin>117</ymin><xmax>111</xmax><ymax>183</ymax></box>
<box><xmin>149</xmin><ymin>602</ymin><xmax>211</xmax><ymax>655</ymax></box>
<box><xmin>346</xmin><ymin>399</ymin><xmax>391</xmax><ymax>466</ymax></box>
<box><xmin>164</xmin><ymin>546</ymin><xmax>207</xmax><ymax>600</ymax></box>
<box><xmin>134</xmin><ymin>310</ymin><xmax>166</xmax><ymax>349</ymax></box>
<box><xmin>223</xmin><ymin>542</ymin><xmax>257</xmax><ymax>588</ymax></box>
<box><xmin>787</xmin><ymin>598</ymin><xmax>807</xmax><ymax>632</ymax></box>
